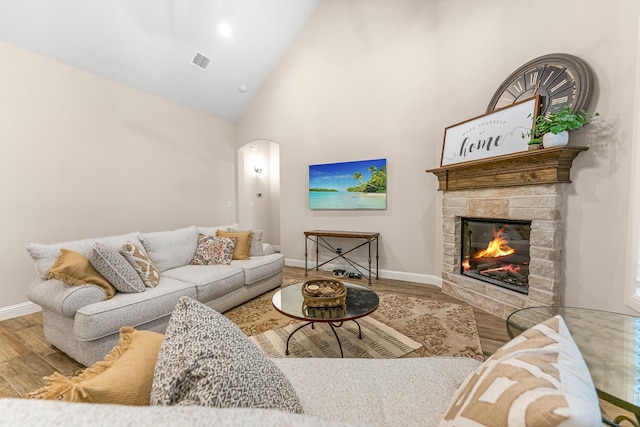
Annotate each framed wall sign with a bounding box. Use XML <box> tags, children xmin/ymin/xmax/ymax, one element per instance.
<box><xmin>440</xmin><ymin>96</ymin><xmax>540</xmax><ymax>166</ymax></box>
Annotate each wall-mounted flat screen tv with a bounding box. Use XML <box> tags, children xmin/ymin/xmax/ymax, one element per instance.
<box><xmin>309</xmin><ymin>158</ymin><xmax>387</xmax><ymax>210</ymax></box>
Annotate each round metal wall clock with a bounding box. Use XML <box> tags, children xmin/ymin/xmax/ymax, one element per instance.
<box><xmin>486</xmin><ymin>53</ymin><xmax>593</xmax><ymax>115</ymax></box>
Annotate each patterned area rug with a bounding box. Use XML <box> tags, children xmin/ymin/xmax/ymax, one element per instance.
<box><xmin>249</xmin><ymin>317</ymin><xmax>423</xmax><ymax>358</ymax></box>
<box><xmin>224</xmin><ymin>280</ymin><xmax>484</xmax><ymax>360</ymax></box>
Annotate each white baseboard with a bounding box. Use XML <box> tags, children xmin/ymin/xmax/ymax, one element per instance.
<box><xmin>285</xmin><ymin>258</ymin><xmax>442</xmax><ymax>287</ymax></box>
<box><xmin>0</xmin><ymin>301</ymin><xmax>41</xmax><ymax>321</ymax></box>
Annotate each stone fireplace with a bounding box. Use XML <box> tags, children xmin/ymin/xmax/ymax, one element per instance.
<box><xmin>427</xmin><ymin>146</ymin><xmax>587</xmax><ymax>319</ymax></box>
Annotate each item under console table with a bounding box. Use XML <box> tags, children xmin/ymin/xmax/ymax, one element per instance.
<box><xmin>304</xmin><ymin>230</ymin><xmax>379</xmax><ymax>284</ymax></box>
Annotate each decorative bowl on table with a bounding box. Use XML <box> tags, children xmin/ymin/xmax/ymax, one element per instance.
<box><xmin>301</xmin><ymin>279</ymin><xmax>347</xmax><ymax>308</ymax></box>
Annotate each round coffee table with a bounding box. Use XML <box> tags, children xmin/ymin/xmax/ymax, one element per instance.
<box><xmin>272</xmin><ymin>282</ymin><xmax>379</xmax><ymax>358</ymax></box>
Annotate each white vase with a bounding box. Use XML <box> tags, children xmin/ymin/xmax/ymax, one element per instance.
<box><xmin>542</xmin><ymin>130</ymin><xmax>569</xmax><ymax>148</ymax></box>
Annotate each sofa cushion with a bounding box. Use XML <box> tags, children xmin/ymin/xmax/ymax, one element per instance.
<box><xmin>230</xmin><ymin>253</ymin><xmax>285</xmax><ymax>285</ymax></box>
<box><xmin>73</xmin><ymin>277</ymin><xmax>196</xmax><ymax>341</ymax></box>
<box><xmin>26</xmin><ymin>327</ymin><xmax>163</xmax><ymax>405</ymax></box>
<box><xmin>150</xmin><ymin>296</ymin><xmax>303</xmax><ymax>413</ymax></box>
<box><xmin>90</xmin><ymin>243</ymin><xmax>146</xmax><ymax>293</ymax></box>
<box><xmin>229</xmin><ymin>228</ymin><xmax>264</xmax><ymax>256</ymax></box>
<box><xmin>139</xmin><ymin>226</ymin><xmax>198</xmax><ymax>272</ymax></box>
<box><xmin>120</xmin><ymin>241</ymin><xmax>160</xmax><ymax>288</ymax></box>
<box><xmin>191</xmin><ymin>233</ymin><xmax>236</xmax><ymax>265</ymax></box>
<box><xmin>276</xmin><ymin>357</ymin><xmax>482</xmax><ymax>427</ymax></box>
<box><xmin>216</xmin><ymin>230</ymin><xmax>252</xmax><ymax>260</ymax></box>
<box><xmin>47</xmin><ymin>249</ymin><xmax>116</xmax><ymax>299</ymax></box>
<box><xmin>196</xmin><ymin>223</ymin><xmax>239</xmax><ymax>236</ymax></box>
<box><xmin>161</xmin><ymin>264</ymin><xmax>245</xmax><ymax>304</ymax></box>
<box><xmin>0</xmin><ymin>399</ymin><xmax>369</xmax><ymax>427</ymax></box>
<box><xmin>27</xmin><ymin>232</ymin><xmax>142</xmax><ymax>279</ymax></box>
<box><xmin>438</xmin><ymin>315</ymin><xmax>601</xmax><ymax>427</ymax></box>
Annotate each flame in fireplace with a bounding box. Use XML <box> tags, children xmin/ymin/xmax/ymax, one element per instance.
<box><xmin>473</xmin><ymin>228</ymin><xmax>514</xmax><ymax>259</ymax></box>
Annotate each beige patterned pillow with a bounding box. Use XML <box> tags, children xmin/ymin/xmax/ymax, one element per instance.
<box><xmin>439</xmin><ymin>315</ymin><xmax>600</xmax><ymax>427</ymax></box>
<box><xmin>119</xmin><ymin>241</ymin><xmax>160</xmax><ymax>287</ymax></box>
<box><xmin>191</xmin><ymin>234</ymin><xmax>236</xmax><ymax>265</ymax></box>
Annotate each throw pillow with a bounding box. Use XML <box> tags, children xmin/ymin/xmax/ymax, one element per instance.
<box><xmin>47</xmin><ymin>249</ymin><xmax>116</xmax><ymax>299</ymax></box>
<box><xmin>150</xmin><ymin>296</ymin><xmax>303</xmax><ymax>413</ymax></box>
<box><xmin>438</xmin><ymin>315</ymin><xmax>601</xmax><ymax>427</ymax></box>
<box><xmin>89</xmin><ymin>243</ymin><xmax>146</xmax><ymax>293</ymax></box>
<box><xmin>228</xmin><ymin>228</ymin><xmax>264</xmax><ymax>256</ymax></box>
<box><xmin>25</xmin><ymin>327</ymin><xmax>164</xmax><ymax>405</ymax></box>
<box><xmin>191</xmin><ymin>233</ymin><xmax>236</xmax><ymax>265</ymax></box>
<box><xmin>120</xmin><ymin>241</ymin><xmax>160</xmax><ymax>288</ymax></box>
<box><xmin>215</xmin><ymin>230</ymin><xmax>253</xmax><ymax>260</ymax></box>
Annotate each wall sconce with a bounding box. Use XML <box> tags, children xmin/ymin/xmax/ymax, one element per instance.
<box><xmin>254</xmin><ymin>166</ymin><xmax>263</xmax><ymax>174</ymax></box>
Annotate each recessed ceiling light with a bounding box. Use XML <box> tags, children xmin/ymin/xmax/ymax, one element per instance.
<box><xmin>219</xmin><ymin>22</ymin><xmax>232</xmax><ymax>38</ymax></box>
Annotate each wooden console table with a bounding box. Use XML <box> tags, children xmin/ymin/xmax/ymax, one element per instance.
<box><xmin>304</xmin><ymin>230</ymin><xmax>380</xmax><ymax>284</ymax></box>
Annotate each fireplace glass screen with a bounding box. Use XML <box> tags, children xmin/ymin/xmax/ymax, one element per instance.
<box><xmin>461</xmin><ymin>217</ymin><xmax>531</xmax><ymax>295</ymax></box>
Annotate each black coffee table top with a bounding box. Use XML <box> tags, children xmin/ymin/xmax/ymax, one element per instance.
<box><xmin>272</xmin><ymin>282</ymin><xmax>379</xmax><ymax>322</ymax></box>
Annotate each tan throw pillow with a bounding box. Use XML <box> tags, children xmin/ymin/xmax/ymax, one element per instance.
<box><xmin>47</xmin><ymin>249</ymin><xmax>115</xmax><ymax>299</ymax></box>
<box><xmin>439</xmin><ymin>315</ymin><xmax>600</xmax><ymax>427</ymax></box>
<box><xmin>119</xmin><ymin>241</ymin><xmax>160</xmax><ymax>287</ymax></box>
<box><xmin>228</xmin><ymin>228</ymin><xmax>264</xmax><ymax>256</ymax></box>
<box><xmin>191</xmin><ymin>233</ymin><xmax>236</xmax><ymax>265</ymax></box>
<box><xmin>25</xmin><ymin>327</ymin><xmax>164</xmax><ymax>405</ymax></box>
<box><xmin>216</xmin><ymin>230</ymin><xmax>253</xmax><ymax>260</ymax></box>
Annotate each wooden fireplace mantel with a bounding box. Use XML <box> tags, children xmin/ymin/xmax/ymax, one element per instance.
<box><xmin>426</xmin><ymin>146</ymin><xmax>588</xmax><ymax>191</ymax></box>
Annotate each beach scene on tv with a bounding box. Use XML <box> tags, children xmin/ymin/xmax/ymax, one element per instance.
<box><xmin>309</xmin><ymin>158</ymin><xmax>387</xmax><ymax>210</ymax></box>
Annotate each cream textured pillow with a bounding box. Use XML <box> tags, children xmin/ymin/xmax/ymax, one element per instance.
<box><xmin>191</xmin><ymin>233</ymin><xmax>236</xmax><ymax>265</ymax></box>
<box><xmin>47</xmin><ymin>249</ymin><xmax>115</xmax><ymax>299</ymax></box>
<box><xmin>90</xmin><ymin>243</ymin><xmax>145</xmax><ymax>293</ymax></box>
<box><xmin>26</xmin><ymin>327</ymin><xmax>164</xmax><ymax>405</ymax></box>
<box><xmin>120</xmin><ymin>241</ymin><xmax>160</xmax><ymax>287</ymax></box>
<box><xmin>439</xmin><ymin>315</ymin><xmax>600</xmax><ymax>427</ymax></box>
<box><xmin>215</xmin><ymin>230</ymin><xmax>252</xmax><ymax>260</ymax></box>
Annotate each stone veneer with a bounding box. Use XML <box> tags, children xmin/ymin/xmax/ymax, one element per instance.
<box><xmin>441</xmin><ymin>184</ymin><xmax>565</xmax><ymax>319</ymax></box>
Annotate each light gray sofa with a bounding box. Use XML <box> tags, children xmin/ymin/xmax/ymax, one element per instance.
<box><xmin>0</xmin><ymin>306</ymin><xmax>602</xmax><ymax>427</ymax></box>
<box><xmin>26</xmin><ymin>224</ymin><xmax>284</xmax><ymax>367</ymax></box>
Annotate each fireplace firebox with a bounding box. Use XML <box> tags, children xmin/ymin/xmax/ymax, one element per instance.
<box><xmin>461</xmin><ymin>217</ymin><xmax>531</xmax><ymax>295</ymax></box>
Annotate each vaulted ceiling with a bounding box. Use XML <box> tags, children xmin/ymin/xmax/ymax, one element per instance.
<box><xmin>0</xmin><ymin>0</ymin><xmax>319</xmax><ymax>122</ymax></box>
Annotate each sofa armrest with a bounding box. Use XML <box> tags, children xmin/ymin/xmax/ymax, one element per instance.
<box><xmin>27</xmin><ymin>278</ymin><xmax>107</xmax><ymax>317</ymax></box>
<box><xmin>262</xmin><ymin>243</ymin><xmax>276</xmax><ymax>255</ymax></box>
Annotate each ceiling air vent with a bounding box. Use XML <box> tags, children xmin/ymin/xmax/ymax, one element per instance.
<box><xmin>191</xmin><ymin>52</ymin><xmax>211</xmax><ymax>71</ymax></box>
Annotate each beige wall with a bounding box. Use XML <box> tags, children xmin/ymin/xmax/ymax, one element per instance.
<box><xmin>237</xmin><ymin>0</ymin><xmax>442</xmax><ymax>284</ymax></box>
<box><xmin>0</xmin><ymin>42</ymin><xmax>237</xmax><ymax>316</ymax></box>
<box><xmin>237</xmin><ymin>0</ymin><xmax>640</xmax><ymax>314</ymax></box>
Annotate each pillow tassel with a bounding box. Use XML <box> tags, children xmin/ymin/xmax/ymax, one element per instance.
<box><xmin>23</xmin><ymin>326</ymin><xmax>136</xmax><ymax>401</ymax></box>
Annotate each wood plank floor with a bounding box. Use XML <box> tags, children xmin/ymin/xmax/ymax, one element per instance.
<box><xmin>0</xmin><ymin>266</ymin><xmax>511</xmax><ymax>398</ymax></box>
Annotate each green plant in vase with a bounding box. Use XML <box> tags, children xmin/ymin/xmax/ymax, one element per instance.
<box><xmin>532</xmin><ymin>107</ymin><xmax>599</xmax><ymax>148</ymax></box>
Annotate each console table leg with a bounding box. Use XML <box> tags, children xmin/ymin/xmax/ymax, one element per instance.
<box><xmin>367</xmin><ymin>240</ymin><xmax>372</xmax><ymax>284</ymax></box>
<box><xmin>376</xmin><ymin>237</ymin><xmax>379</xmax><ymax>280</ymax></box>
<box><xmin>304</xmin><ymin>236</ymin><xmax>308</xmax><ymax>276</ymax></box>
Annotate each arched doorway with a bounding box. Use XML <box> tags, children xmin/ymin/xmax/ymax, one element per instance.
<box><xmin>237</xmin><ymin>140</ymin><xmax>281</xmax><ymax>249</ymax></box>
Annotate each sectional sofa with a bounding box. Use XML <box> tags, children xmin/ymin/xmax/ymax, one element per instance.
<box><xmin>0</xmin><ymin>296</ymin><xmax>602</xmax><ymax>426</ymax></box>
<box><xmin>26</xmin><ymin>224</ymin><xmax>284</xmax><ymax>366</ymax></box>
